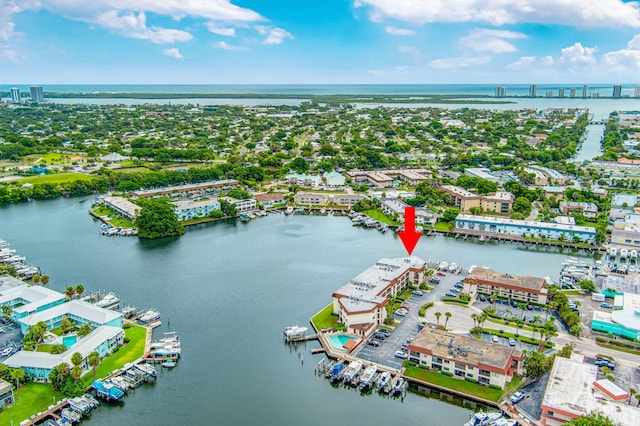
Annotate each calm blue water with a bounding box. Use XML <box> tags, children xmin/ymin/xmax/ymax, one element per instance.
<box><xmin>0</xmin><ymin>197</ymin><xmax>595</xmax><ymax>425</ymax></box>
<box><xmin>2</xmin><ymin>84</ymin><xmax>638</xmax><ymax>97</ymax></box>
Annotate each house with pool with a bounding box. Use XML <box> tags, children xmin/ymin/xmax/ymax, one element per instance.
<box><xmin>18</xmin><ymin>299</ymin><xmax>123</xmax><ymax>334</ymax></box>
<box><xmin>331</xmin><ymin>257</ymin><xmax>426</xmax><ymax>338</ymax></box>
<box><xmin>4</xmin><ymin>325</ymin><xmax>124</xmax><ymax>382</ymax></box>
<box><xmin>0</xmin><ymin>285</ymin><xmax>67</xmax><ymax>321</ymax></box>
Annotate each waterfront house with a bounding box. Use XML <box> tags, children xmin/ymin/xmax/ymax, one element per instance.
<box><xmin>0</xmin><ymin>285</ymin><xmax>67</xmax><ymax>321</ymax></box>
<box><xmin>220</xmin><ymin>197</ymin><xmax>257</xmax><ymax>213</ymax></box>
<box><xmin>540</xmin><ymin>357</ymin><xmax>638</xmax><ymax>426</ymax></box>
<box><xmin>254</xmin><ymin>193</ymin><xmax>285</xmax><ymax>209</ymax></box>
<box><xmin>101</xmin><ymin>196</ymin><xmax>141</xmax><ymax>222</ymax></box>
<box><xmin>406</xmin><ymin>328</ymin><xmax>523</xmax><ymax>389</ymax></box>
<box><xmin>332</xmin><ymin>257</ymin><xmax>426</xmax><ymax>337</ymax></box>
<box><xmin>294</xmin><ymin>192</ymin><xmax>329</xmax><ymax>206</ymax></box>
<box><xmin>323</xmin><ymin>171</ymin><xmax>346</xmax><ymax>187</ymax></box>
<box><xmin>4</xmin><ymin>325</ymin><xmax>124</xmax><ymax>382</ymax></box>
<box><xmin>380</xmin><ymin>198</ymin><xmax>437</xmax><ymax>226</ymax></box>
<box><xmin>332</xmin><ymin>194</ymin><xmax>366</xmax><ymax>207</ymax></box>
<box><xmin>173</xmin><ymin>198</ymin><xmax>221</xmax><ymax>221</ymax></box>
<box><xmin>464</xmin><ymin>267</ymin><xmax>548</xmax><ymax>304</ymax></box>
<box><xmin>441</xmin><ymin>186</ymin><xmax>514</xmax><ymax>214</ymax></box>
<box><xmin>454</xmin><ymin>214</ymin><xmax>596</xmax><ymax>243</ymax></box>
<box><xmin>610</xmin><ymin>228</ymin><xmax>640</xmax><ymax>248</ymax></box>
<box><xmin>19</xmin><ymin>299</ymin><xmax>123</xmax><ymax>334</ymax></box>
<box><xmin>285</xmin><ymin>173</ymin><xmax>321</xmax><ymax>188</ymax></box>
<box><xmin>558</xmin><ymin>201</ymin><xmax>599</xmax><ymax>218</ymax></box>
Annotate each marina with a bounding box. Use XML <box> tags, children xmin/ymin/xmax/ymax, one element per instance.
<box><xmin>0</xmin><ymin>198</ymin><xmax>598</xmax><ymax>426</ymax></box>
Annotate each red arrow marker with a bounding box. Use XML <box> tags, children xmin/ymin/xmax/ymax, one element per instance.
<box><xmin>398</xmin><ymin>206</ymin><xmax>421</xmax><ymax>255</ymax></box>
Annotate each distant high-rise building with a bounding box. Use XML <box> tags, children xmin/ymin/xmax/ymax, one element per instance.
<box><xmin>546</xmin><ymin>90</ymin><xmax>554</xmax><ymax>97</ymax></box>
<box><xmin>635</xmin><ymin>86</ymin><xmax>640</xmax><ymax>98</ymax></box>
<box><xmin>582</xmin><ymin>84</ymin><xmax>588</xmax><ymax>98</ymax></box>
<box><xmin>29</xmin><ymin>86</ymin><xmax>44</xmax><ymax>102</ymax></box>
<box><xmin>529</xmin><ymin>84</ymin><xmax>537</xmax><ymax>97</ymax></box>
<box><xmin>558</xmin><ymin>88</ymin><xmax>565</xmax><ymax>97</ymax></box>
<box><xmin>495</xmin><ymin>86</ymin><xmax>506</xmax><ymax>97</ymax></box>
<box><xmin>612</xmin><ymin>84</ymin><xmax>622</xmax><ymax>98</ymax></box>
<box><xmin>9</xmin><ymin>88</ymin><xmax>20</xmax><ymax>103</ymax></box>
<box><xmin>570</xmin><ymin>88</ymin><xmax>576</xmax><ymax>98</ymax></box>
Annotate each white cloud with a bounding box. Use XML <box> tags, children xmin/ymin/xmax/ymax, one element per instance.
<box><xmin>163</xmin><ymin>47</ymin><xmax>183</xmax><ymax>59</ymax></box>
<box><xmin>212</xmin><ymin>40</ymin><xmax>247</xmax><ymax>50</ymax></box>
<box><xmin>559</xmin><ymin>42</ymin><xmax>597</xmax><ymax>67</ymax></box>
<box><xmin>95</xmin><ymin>11</ymin><xmax>192</xmax><ymax>44</ymax></box>
<box><xmin>206</xmin><ymin>22</ymin><xmax>236</xmax><ymax>37</ymax></box>
<box><xmin>507</xmin><ymin>55</ymin><xmax>554</xmax><ymax>70</ymax></box>
<box><xmin>460</xmin><ymin>29</ymin><xmax>526</xmax><ymax>53</ymax></box>
<box><xmin>385</xmin><ymin>25</ymin><xmax>414</xmax><ymax>35</ymax></box>
<box><xmin>602</xmin><ymin>34</ymin><xmax>640</xmax><ymax>72</ymax></box>
<box><xmin>398</xmin><ymin>45</ymin><xmax>419</xmax><ymax>54</ymax></box>
<box><xmin>367</xmin><ymin>64</ymin><xmax>409</xmax><ymax>76</ymax></box>
<box><xmin>255</xmin><ymin>26</ymin><xmax>293</xmax><ymax>45</ymax></box>
<box><xmin>355</xmin><ymin>0</ymin><xmax>640</xmax><ymax>28</ymax></box>
<box><xmin>428</xmin><ymin>55</ymin><xmax>490</xmax><ymax>69</ymax></box>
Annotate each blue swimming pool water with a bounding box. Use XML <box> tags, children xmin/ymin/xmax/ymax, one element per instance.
<box><xmin>327</xmin><ymin>334</ymin><xmax>356</xmax><ymax>350</ymax></box>
<box><xmin>62</xmin><ymin>335</ymin><xmax>77</xmax><ymax>348</ymax></box>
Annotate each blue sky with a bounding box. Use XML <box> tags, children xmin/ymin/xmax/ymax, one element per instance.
<box><xmin>2</xmin><ymin>0</ymin><xmax>640</xmax><ymax>84</ymax></box>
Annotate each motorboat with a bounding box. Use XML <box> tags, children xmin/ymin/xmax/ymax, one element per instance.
<box><xmin>283</xmin><ymin>326</ymin><xmax>307</xmax><ymax>341</ymax></box>
<box><xmin>631</xmin><ymin>250</ymin><xmax>638</xmax><ymax>260</ymax></box>
<box><xmin>358</xmin><ymin>365</ymin><xmax>378</xmax><ymax>390</ymax></box>
<box><xmin>449</xmin><ymin>262</ymin><xmax>458</xmax><ymax>272</ymax></box>
<box><xmin>620</xmin><ymin>248</ymin><xmax>629</xmax><ymax>258</ymax></box>
<box><xmin>609</xmin><ymin>247</ymin><xmax>618</xmax><ymax>257</ymax></box>
<box><xmin>376</xmin><ymin>371</ymin><xmax>391</xmax><ymax>390</ymax></box>
<box><xmin>391</xmin><ymin>377</ymin><xmax>406</xmax><ymax>394</ymax></box>
<box><xmin>342</xmin><ymin>360</ymin><xmax>362</xmax><ymax>383</ymax></box>
<box><xmin>96</xmin><ymin>292</ymin><xmax>119</xmax><ymax>309</ymax></box>
<box><xmin>161</xmin><ymin>359</ymin><xmax>177</xmax><ymax>368</ymax></box>
<box><xmin>464</xmin><ymin>411</ymin><xmax>502</xmax><ymax>426</ymax></box>
<box><xmin>137</xmin><ymin>310</ymin><xmax>161</xmax><ymax>323</ymax></box>
<box><xmin>491</xmin><ymin>419</ymin><xmax>517</xmax><ymax>426</ymax></box>
<box><xmin>438</xmin><ymin>261</ymin><xmax>449</xmax><ymax>271</ymax></box>
<box><xmin>328</xmin><ymin>363</ymin><xmax>345</xmax><ymax>382</ymax></box>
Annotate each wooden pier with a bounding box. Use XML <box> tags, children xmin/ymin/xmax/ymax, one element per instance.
<box><xmin>19</xmin><ymin>400</ymin><xmax>67</xmax><ymax>426</ymax></box>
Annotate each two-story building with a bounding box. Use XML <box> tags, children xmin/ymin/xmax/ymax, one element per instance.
<box><xmin>173</xmin><ymin>198</ymin><xmax>221</xmax><ymax>221</ymax></box>
<box><xmin>464</xmin><ymin>266</ymin><xmax>548</xmax><ymax>304</ymax></box>
<box><xmin>407</xmin><ymin>328</ymin><xmax>524</xmax><ymax>389</ymax></box>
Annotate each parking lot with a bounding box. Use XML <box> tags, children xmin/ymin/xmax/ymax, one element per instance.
<box><xmin>0</xmin><ymin>321</ymin><xmax>22</xmax><ymax>358</ymax></box>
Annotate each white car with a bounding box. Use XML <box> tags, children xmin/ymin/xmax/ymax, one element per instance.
<box><xmin>395</xmin><ymin>309</ymin><xmax>408</xmax><ymax>317</ymax></box>
<box><xmin>0</xmin><ymin>347</ymin><xmax>13</xmax><ymax>357</ymax></box>
<box><xmin>394</xmin><ymin>351</ymin><xmax>408</xmax><ymax>359</ymax></box>
<box><xmin>413</xmin><ymin>290</ymin><xmax>424</xmax><ymax>296</ymax></box>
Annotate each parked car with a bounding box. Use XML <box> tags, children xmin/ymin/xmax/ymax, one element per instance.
<box><xmin>367</xmin><ymin>340</ymin><xmax>380</xmax><ymax>347</ymax></box>
<box><xmin>417</xmin><ymin>323</ymin><xmax>425</xmax><ymax>330</ymax></box>
<box><xmin>401</xmin><ymin>304</ymin><xmax>410</xmax><ymax>311</ymax></box>
<box><xmin>509</xmin><ymin>300</ymin><xmax>518</xmax><ymax>308</ymax></box>
<box><xmin>510</xmin><ymin>391</ymin><xmax>525</xmax><ymax>403</ymax></box>
<box><xmin>436</xmin><ymin>271</ymin><xmax>446</xmax><ymax>276</ymax></box>
<box><xmin>478</xmin><ymin>295</ymin><xmax>487</xmax><ymax>302</ymax></box>
<box><xmin>395</xmin><ymin>309</ymin><xmax>408</xmax><ymax>317</ymax></box>
<box><xmin>378</xmin><ymin>328</ymin><xmax>391</xmax><ymax>337</ymax></box>
<box><xmin>454</xmin><ymin>282</ymin><xmax>464</xmax><ymax>289</ymax></box>
<box><xmin>429</xmin><ymin>277</ymin><xmax>441</xmax><ymax>284</ymax></box>
<box><xmin>0</xmin><ymin>347</ymin><xmax>12</xmax><ymax>357</ymax></box>
<box><xmin>491</xmin><ymin>335</ymin><xmax>499</xmax><ymax>343</ymax></box>
<box><xmin>600</xmin><ymin>303</ymin><xmax>612</xmax><ymax>309</ymax></box>
<box><xmin>444</xmin><ymin>292</ymin><xmax>458</xmax><ymax>298</ymax></box>
<box><xmin>508</xmin><ymin>338</ymin><xmax>517</xmax><ymax>346</ymax></box>
<box><xmin>413</xmin><ymin>290</ymin><xmax>424</xmax><ymax>297</ymax></box>
<box><xmin>526</xmin><ymin>304</ymin><xmax>533</xmax><ymax>311</ymax></box>
<box><xmin>373</xmin><ymin>333</ymin><xmax>386</xmax><ymax>340</ymax></box>
<box><xmin>394</xmin><ymin>351</ymin><xmax>408</xmax><ymax>359</ymax></box>
<box><xmin>401</xmin><ymin>343</ymin><xmax>408</xmax><ymax>350</ymax></box>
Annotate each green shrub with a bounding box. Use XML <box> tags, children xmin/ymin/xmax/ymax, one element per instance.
<box><xmin>489</xmin><ymin>384</ymin><xmax>501</xmax><ymax>390</ymax></box>
<box><xmin>419</xmin><ymin>302</ymin><xmax>434</xmax><ymax>316</ymax></box>
<box><xmin>123</xmin><ymin>323</ymin><xmax>132</xmax><ymax>329</ymax></box>
<box><xmin>442</xmin><ymin>371</ymin><xmax>453</xmax><ymax>377</ymax></box>
<box><xmin>464</xmin><ymin>377</ymin><xmax>478</xmax><ymax>384</ymax></box>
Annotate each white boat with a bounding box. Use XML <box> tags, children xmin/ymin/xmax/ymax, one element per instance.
<box><xmin>631</xmin><ymin>250</ymin><xmax>638</xmax><ymax>260</ymax></box>
<box><xmin>283</xmin><ymin>326</ymin><xmax>307</xmax><ymax>341</ymax></box>
<box><xmin>376</xmin><ymin>371</ymin><xmax>391</xmax><ymax>390</ymax></box>
<box><xmin>438</xmin><ymin>261</ymin><xmax>449</xmax><ymax>271</ymax></box>
<box><xmin>620</xmin><ymin>248</ymin><xmax>629</xmax><ymax>258</ymax></box>
<box><xmin>137</xmin><ymin>310</ymin><xmax>161</xmax><ymax>323</ymax></box>
<box><xmin>491</xmin><ymin>419</ymin><xmax>517</xmax><ymax>426</ymax></box>
<box><xmin>609</xmin><ymin>247</ymin><xmax>618</xmax><ymax>257</ymax></box>
<box><xmin>285</xmin><ymin>206</ymin><xmax>294</xmax><ymax>215</ymax></box>
<box><xmin>96</xmin><ymin>292</ymin><xmax>119</xmax><ymax>308</ymax></box>
<box><xmin>449</xmin><ymin>262</ymin><xmax>458</xmax><ymax>272</ymax></box>
<box><xmin>391</xmin><ymin>377</ymin><xmax>406</xmax><ymax>394</ymax></box>
<box><xmin>161</xmin><ymin>359</ymin><xmax>177</xmax><ymax>368</ymax></box>
<box><xmin>358</xmin><ymin>365</ymin><xmax>378</xmax><ymax>389</ymax></box>
<box><xmin>464</xmin><ymin>411</ymin><xmax>502</xmax><ymax>426</ymax></box>
<box><xmin>342</xmin><ymin>360</ymin><xmax>362</xmax><ymax>383</ymax></box>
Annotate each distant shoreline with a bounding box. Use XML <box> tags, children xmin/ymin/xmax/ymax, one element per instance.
<box><xmin>40</xmin><ymin>92</ymin><xmax>515</xmax><ymax>104</ymax></box>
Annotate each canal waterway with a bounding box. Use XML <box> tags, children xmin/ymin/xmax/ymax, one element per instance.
<box><xmin>574</xmin><ymin>124</ymin><xmax>605</xmax><ymax>162</ymax></box>
<box><xmin>0</xmin><ymin>197</ymin><xmax>596</xmax><ymax>425</ymax></box>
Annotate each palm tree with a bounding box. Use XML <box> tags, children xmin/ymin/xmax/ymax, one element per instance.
<box><xmin>75</xmin><ymin>284</ymin><xmax>85</xmax><ymax>298</ymax></box>
<box><xmin>71</xmin><ymin>365</ymin><xmax>83</xmax><ymax>380</ymax></box>
<box><xmin>513</xmin><ymin>318</ymin><xmax>524</xmax><ymax>337</ymax></box>
<box><xmin>31</xmin><ymin>274</ymin><xmax>41</xmax><ymax>285</ymax></box>
<box><xmin>491</xmin><ymin>289</ymin><xmax>500</xmax><ymax>311</ymax></box>
<box><xmin>10</xmin><ymin>368</ymin><xmax>25</xmax><ymax>397</ymax></box>
<box><xmin>629</xmin><ymin>388</ymin><xmax>637</xmax><ymax>406</ymax></box>
<box><xmin>70</xmin><ymin>351</ymin><xmax>83</xmax><ymax>379</ymax></box>
<box><xmin>88</xmin><ymin>351</ymin><xmax>100</xmax><ymax>378</ymax></box>
<box><xmin>478</xmin><ymin>312</ymin><xmax>488</xmax><ymax>330</ymax></box>
<box><xmin>65</xmin><ymin>286</ymin><xmax>75</xmax><ymax>299</ymax></box>
<box><xmin>471</xmin><ymin>313</ymin><xmax>479</xmax><ymax>329</ymax></box>
<box><xmin>435</xmin><ymin>311</ymin><xmax>442</xmax><ymax>327</ymax></box>
<box><xmin>444</xmin><ymin>312</ymin><xmax>452</xmax><ymax>329</ymax></box>
<box><xmin>1</xmin><ymin>305</ymin><xmax>11</xmax><ymax>321</ymax></box>
<box><xmin>40</xmin><ymin>275</ymin><xmax>50</xmax><ymax>286</ymax></box>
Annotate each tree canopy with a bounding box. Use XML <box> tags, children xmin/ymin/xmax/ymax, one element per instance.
<box><xmin>566</xmin><ymin>413</ymin><xmax>614</xmax><ymax>426</ymax></box>
<box><xmin>135</xmin><ymin>198</ymin><xmax>185</xmax><ymax>239</ymax></box>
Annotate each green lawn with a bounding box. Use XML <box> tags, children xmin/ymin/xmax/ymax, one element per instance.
<box><xmin>81</xmin><ymin>324</ymin><xmax>147</xmax><ymax>387</ymax></box>
<box><xmin>92</xmin><ymin>206</ymin><xmax>113</xmax><ymax>216</ymax></box>
<box><xmin>108</xmin><ymin>217</ymin><xmax>134</xmax><ymax>228</ymax></box>
<box><xmin>0</xmin><ymin>383</ymin><xmax>64</xmax><ymax>426</ymax></box>
<box><xmin>435</xmin><ymin>222</ymin><xmax>453</xmax><ymax>231</ymax></box>
<box><xmin>363</xmin><ymin>209</ymin><xmax>401</xmax><ymax>226</ymax></box>
<box><xmin>404</xmin><ymin>366</ymin><xmax>505</xmax><ymax>402</ymax></box>
<box><xmin>310</xmin><ymin>304</ymin><xmax>341</xmax><ymax>331</ymax></box>
<box><xmin>19</xmin><ymin>173</ymin><xmax>95</xmax><ymax>184</ymax></box>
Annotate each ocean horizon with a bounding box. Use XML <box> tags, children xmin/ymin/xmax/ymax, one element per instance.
<box><xmin>1</xmin><ymin>83</ymin><xmax>638</xmax><ymax>97</ymax></box>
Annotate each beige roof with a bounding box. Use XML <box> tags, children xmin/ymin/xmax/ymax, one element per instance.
<box><xmin>467</xmin><ymin>267</ymin><xmax>546</xmax><ymax>293</ymax></box>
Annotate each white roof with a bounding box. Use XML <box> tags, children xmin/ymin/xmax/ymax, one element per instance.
<box><xmin>610</xmin><ymin>293</ymin><xmax>640</xmax><ymax>331</ymax></box>
<box><xmin>0</xmin><ymin>275</ymin><xmax>28</xmax><ymax>294</ymax></box>
<box><xmin>20</xmin><ymin>300</ymin><xmax>121</xmax><ymax>327</ymax></box>
<box><xmin>0</xmin><ymin>286</ymin><xmax>66</xmax><ymax>315</ymax></box>
<box><xmin>4</xmin><ymin>326</ymin><xmax>123</xmax><ymax>370</ymax></box>
<box><xmin>456</xmin><ymin>214</ymin><xmax>597</xmax><ymax>234</ymax></box>
<box><xmin>542</xmin><ymin>357</ymin><xmax>639</xmax><ymax>425</ymax></box>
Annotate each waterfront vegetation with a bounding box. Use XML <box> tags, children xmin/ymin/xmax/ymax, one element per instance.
<box><xmin>404</xmin><ymin>366</ymin><xmax>523</xmax><ymax>402</ymax></box>
<box><xmin>0</xmin><ymin>383</ymin><xmax>64</xmax><ymax>426</ymax></box>
<box><xmin>362</xmin><ymin>209</ymin><xmax>401</xmax><ymax>226</ymax></box>
<box><xmin>311</xmin><ymin>304</ymin><xmax>343</xmax><ymax>331</ymax></box>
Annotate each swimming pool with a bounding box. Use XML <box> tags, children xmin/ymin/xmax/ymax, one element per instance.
<box><xmin>62</xmin><ymin>334</ymin><xmax>77</xmax><ymax>348</ymax></box>
<box><xmin>328</xmin><ymin>334</ymin><xmax>357</xmax><ymax>351</ymax></box>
